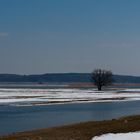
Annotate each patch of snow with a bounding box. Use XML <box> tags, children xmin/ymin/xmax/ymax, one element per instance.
<box><xmin>92</xmin><ymin>132</ymin><xmax>140</xmax><ymax>140</ymax></box>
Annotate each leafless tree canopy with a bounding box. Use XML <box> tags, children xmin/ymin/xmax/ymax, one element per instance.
<box><xmin>91</xmin><ymin>69</ymin><xmax>113</xmax><ymax>90</ymax></box>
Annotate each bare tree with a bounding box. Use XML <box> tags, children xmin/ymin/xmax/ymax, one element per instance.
<box><xmin>91</xmin><ymin>69</ymin><xmax>113</xmax><ymax>91</ymax></box>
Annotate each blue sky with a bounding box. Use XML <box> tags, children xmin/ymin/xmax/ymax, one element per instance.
<box><xmin>0</xmin><ymin>0</ymin><xmax>140</xmax><ymax>75</ymax></box>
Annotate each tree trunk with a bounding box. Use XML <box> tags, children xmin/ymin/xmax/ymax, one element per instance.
<box><xmin>98</xmin><ymin>85</ymin><xmax>102</xmax><ymax>91</ymax></box>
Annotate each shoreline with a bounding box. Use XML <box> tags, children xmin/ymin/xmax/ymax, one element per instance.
<box><xmin>0</xmin><ymin>115</ymin><xmax>140</xmax><ymax>140</ymax></box>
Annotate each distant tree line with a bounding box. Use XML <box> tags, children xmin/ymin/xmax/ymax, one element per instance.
<box><xmin>0</xmin><ymin>73</ymin><xmax>139</xmax><ymax>83</ymax></box>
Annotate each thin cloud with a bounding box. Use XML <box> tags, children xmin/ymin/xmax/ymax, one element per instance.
<box><xmin>0</xmin><ymin>32</ymin><xmax>8</xmax><ymax>37</ymax></box>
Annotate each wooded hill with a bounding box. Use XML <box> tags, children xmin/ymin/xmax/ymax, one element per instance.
<box><xmin>0</xmin><ymin>73</ymin><xmax>140</xmax><ymax>83</ymax></box>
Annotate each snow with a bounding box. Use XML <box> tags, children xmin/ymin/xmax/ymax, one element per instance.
<box><xmin>0</xmin><ymin>88</ymin><xmax>140</xmax><ymax>106</ymax></box>
<box><xmin>92</xmin><ymin>132</ymin><xmax>140</xmax><ymax>140</ymax></box>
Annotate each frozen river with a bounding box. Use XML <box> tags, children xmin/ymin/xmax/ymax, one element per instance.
<box><xmin>0</xmin><ymin>87</ymin><xmax>140</xmax><ymax>135</ymax></box>
<box><xmin>0</xmin><ymin>88</ymin><xmax>140</xmax><ymax>106</ymax></box>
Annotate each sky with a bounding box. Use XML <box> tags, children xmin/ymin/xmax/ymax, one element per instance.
<box><xmin>0</xmin><ymin>0</ymin><xmax>140</xmax><ymax>75</ymax></box>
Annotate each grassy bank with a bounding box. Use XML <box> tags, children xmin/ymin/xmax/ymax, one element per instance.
<box><xmin>0</xmin><ymin>115</ymin><xmax>140</xmax><ymax>140</ymax></box>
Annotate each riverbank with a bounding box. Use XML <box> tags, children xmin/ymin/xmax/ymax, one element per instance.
<box><xmin>0</xmin><ymin>115</ymin><xmax>140</xmax><ymax>140</ymax></box>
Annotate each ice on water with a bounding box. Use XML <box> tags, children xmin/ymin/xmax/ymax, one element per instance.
<box><xmin>0</xmin><ymin>88</ymin><xmax>140</xmax><ymax>106</ymax></box>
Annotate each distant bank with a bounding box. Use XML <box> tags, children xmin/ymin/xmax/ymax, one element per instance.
<box><xmin>0</xmin><ymin>73</ymin><xmax>140</xmax><ymax>83</ymax></box>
